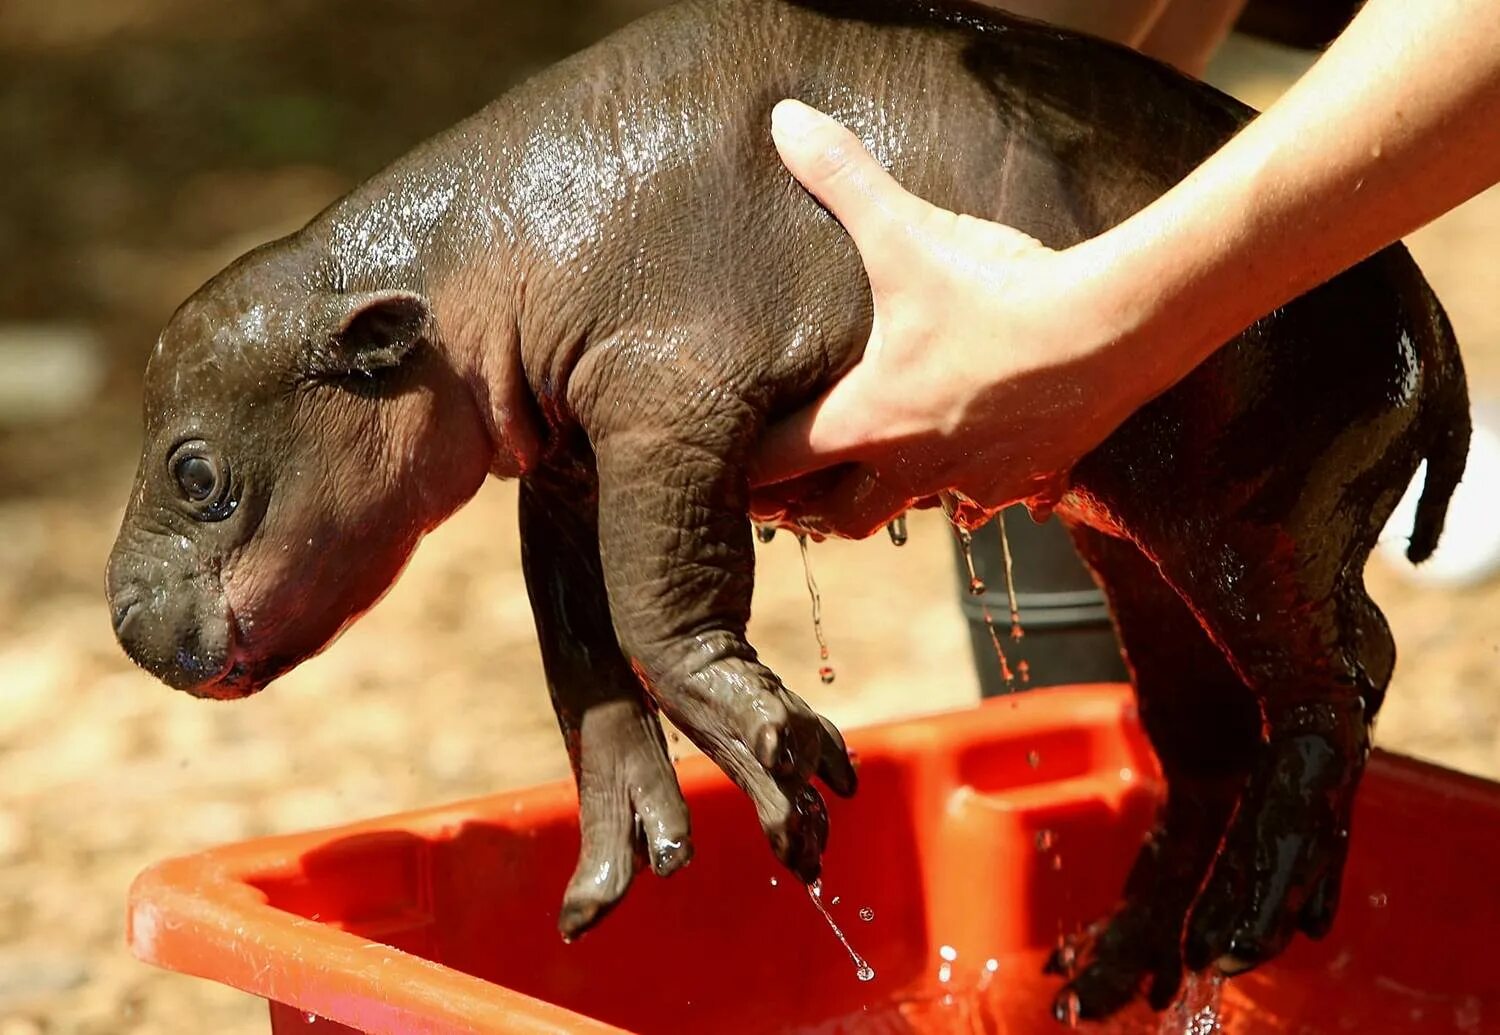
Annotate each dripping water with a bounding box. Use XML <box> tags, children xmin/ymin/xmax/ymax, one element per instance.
<box><xmin>808</xmin><ymin>878</ymin><xmax>875</xmax><ymax>981</ymax></box>
<box><xmin>997</xmin><ymin>517</ymin><xmax>1024</xmax><ymax>641</ymax></box>
<box><xmin>941</xmin><ymin>493</ymin><xmax>1017</xmax><ymax>691</ymax></box>
<box><xmin>887</xmin><ymin>514</ymin><xmax>908</xmax><ymax>546</ymax></box>
<box><xmin>979</xmin><ymin>599</ymin><xmax>1016</xmax><ymax>689</ymax></box>
<box><xmin>950</xmin><ymin>522</ymin><xmax>986</xmax><ymax>597</ymax></box>
<box><xmin>797</xmin><ymin>533</ymin><xmax>835</xmax><ymax>684</ymax></box>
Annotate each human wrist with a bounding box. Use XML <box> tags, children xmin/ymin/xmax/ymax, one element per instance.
<box><xmin>1057</xmin><ymin>232</ymin><xmax>1206</xmax><ymax>420</ymax></box>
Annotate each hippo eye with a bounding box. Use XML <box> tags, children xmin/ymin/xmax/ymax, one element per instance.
<box><xmin>175</xmin><ymin>455</ymin><xmax>217</xmax><ymax>501</ymax></box>
<box><xmin>168</xmin><ymin>442</ymin><xmax>235</xmax><ymax>519</ymax></box>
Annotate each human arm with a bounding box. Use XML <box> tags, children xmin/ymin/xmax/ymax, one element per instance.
<box><xmin>751</xmin><ymin>0</ymin><xmax>1500</xmax><ymax>536</ymax></box>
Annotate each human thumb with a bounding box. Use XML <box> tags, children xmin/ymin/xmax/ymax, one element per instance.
<box><xmin>770</xmin><ymin>99</ymin><xmax>933</xmax><ymax>271</ymax></box>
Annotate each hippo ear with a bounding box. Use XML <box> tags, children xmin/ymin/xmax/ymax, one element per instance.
<box><xmin>313</xmin><ymin>290</ymin><xmax>431</xmax><ymax>376</ymax></box>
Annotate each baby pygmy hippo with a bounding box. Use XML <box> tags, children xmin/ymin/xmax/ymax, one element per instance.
<box><xmin>106</xmin><ymin>0</ymin><xmax>1468</xmax><ymax>1019</ymax></box>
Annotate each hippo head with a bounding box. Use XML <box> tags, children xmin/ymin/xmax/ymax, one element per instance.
<box><xmin>107</xmin><ymin>239</ymin><xmax>493</xmax><ymax>699</ymax></box>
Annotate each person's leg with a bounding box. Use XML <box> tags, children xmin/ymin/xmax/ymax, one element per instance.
<box><xmin>975</xmin><ymin>0</ymin><xmax>1168</xmax><ymax>47</ymax></box>
<box><xmin>1139</xmin><ymin>0</ymin><xmax>1251</xmax><ymax>76</ymax></box>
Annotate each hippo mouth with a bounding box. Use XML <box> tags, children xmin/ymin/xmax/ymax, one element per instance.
<box><xmin>182</xmin><ymin>604</ymin><xmax>265</xmax><ymax>701</ymax></box>
<box><xmin>185</xmin><ymin>659</ymin><xmax>262</xmax><ymax>701</ymax></box>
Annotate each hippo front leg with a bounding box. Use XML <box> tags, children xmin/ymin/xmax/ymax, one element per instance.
<box><xmin>577</xmin><ymin>367</ymin><xmax>857</xmax><ymax>881</ymax></box>
<box><xmin>519</xmin><ymin>477</ymin><xmax>693</xmax><ymax>938</ymax></box>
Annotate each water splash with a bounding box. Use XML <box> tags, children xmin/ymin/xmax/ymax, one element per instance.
<box><xmin>1162</xmin><ymin>973</ymin><xmax>1225</xmax><ymax>1034</ymax></box>
<box><xmin>1056</xmin><ymin>990</ymin><xmax>1081</xmax><ymax>1029</ymax></box>
<box><xmin>807</xmin><ymin>879</ymin><xmax>875</xmax><ymax>982</ymax></box>
<box><xmin>796</xmin><ymin>533</ymin><xmax>835</xmax><ymax>685</ymax></box>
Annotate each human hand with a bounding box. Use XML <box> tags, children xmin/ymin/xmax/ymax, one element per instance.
<box><xmin>750</xmin><ymin>100</ymin><xmax>1164</xmax><ymax>538</ymax></box>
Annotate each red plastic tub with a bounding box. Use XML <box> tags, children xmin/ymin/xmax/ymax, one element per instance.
<box><xmin>126</xmin><ymin>685</ymin><xmax>1500</xmax><ymax>1033</ymax></box>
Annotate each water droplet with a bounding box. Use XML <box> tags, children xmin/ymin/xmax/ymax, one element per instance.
<box><xmin>770</xmin><ymin>877</ymin><xmax>779</xmax><ymax>887</ymax></box>
<box><xmin>1369</xmin><ymin>892</ymin><xmax>1388</xmax><ymax>908</ymax></box>
<box><xmin>1035</xmin><ymin>829</ymin><xmax>1056</xmax><ymax>852</ymax></box>
<box><xmin>756</xmin><ymin>524</ymin><xmax>777</xmax><ymax>543</ymax></box>
<box><xmin>856</xmin><ymin>964</ymin><xmax>876</xmax><ymax>982</ymax></box>
<box><xmin>968</xmin><ymin>575</ymin><xmax>986</xmax><ymax>596</ymax></box>
<box><xmin>831</xmin><ymin>895</ymin><xmax>841</xmax><ymax>905</ymax></box>
<box><xmin>859</xmin><ymin>906</ymin><xmax>875</xmax><ymax>922</ymax></box>
<box><xmin>1119</xmin><ymin>767</ymin><xmax>1134</xmax><ymax>782</ymax></box>
<box><xmin>985</xmin><ymin>958</ymin><xmax>999</xmax><ymax>973</ymax></box>
<box><xmin>938</xmin><ymin>962</ymin><xmax>953</xmax><ymax>984</ymax></box>
<box><xmin>1026</xmin><ymin>750</ymin><xmax>1041</xmax><ymax>769</ymax></box>
<box><xmin>819</xmin><ymin>666</ymin><xmax>836</xmax><ymax>685</ymax></box>
<box><xmin>1051</xmin><ymin>854</ymin><xmax>1064</xmax><ymax>872</ymax></box>
<box><xmin>887</xmin><ymin>514</ymin><xmax>908</xmax><ymax>546</ymax></box>
<box><xmin>939</xmin><ymin>944</ymin><xmax>958</xmax><ymax>962</ymax></box>
<box><xmin>1017</xmin><ymin>659</ymin><xmax>1031</xmax><ymax>684</ymax></box>
<box><xmin>305</xmin><ymin>1013</ymin><xmax>319</xmax><ymax>1024</ymax></box>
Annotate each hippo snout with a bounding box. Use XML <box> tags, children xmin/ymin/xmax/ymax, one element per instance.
<box><xmin>106</xmin><ymin>549</ymin><xmax>246</xmax><ymax>698</ymax></box>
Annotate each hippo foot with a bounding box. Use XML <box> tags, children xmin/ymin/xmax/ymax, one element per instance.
<box><xmin>1183</xmin><ymin>703</ymin><xmax>1366</xmax><ymax>974</ymax></box>
<box><xmin>556</xmin><ymin>697</ymin><xmax>694</xmax><ymax>940</ymax></box>
<box><xmin>1045</xmin><ymin>813</ymin><xmax>1215</xmax><ymax>1020</ymax></box>
<box><xmin>1047</xmin><ymin>896</ymin><xmax>1192</xmax><ymax>1021</ymax></box>
<box><xmin>632</xmin><ymin>636</ymin><xmax>858</xmax><ymax>882</ymax></box>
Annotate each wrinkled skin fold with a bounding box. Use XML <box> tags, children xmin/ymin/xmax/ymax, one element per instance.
<box><xmin>105</xmin><ymin>0</ymin><xmax>1468</xmax><ymax>1019</ymax></box>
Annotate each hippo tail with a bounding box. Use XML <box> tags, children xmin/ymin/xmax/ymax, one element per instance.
<box><xmin>1406</xmin><ymin>292</ymin><xmax>1471</xmax><ymax>565</ymax></box>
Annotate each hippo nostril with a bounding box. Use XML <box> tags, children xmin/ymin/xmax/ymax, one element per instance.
<box><xmin>112</xmin><ymin>598</ymin><xmax>142</xmax><ymax>636</ymax></box>
<box><xmin>174</xmin><ymin>646</ymin><xmax>217</xmax><ymax>680</ymax></box>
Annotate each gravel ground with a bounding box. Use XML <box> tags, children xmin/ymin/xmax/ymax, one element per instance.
<box><xmin>2</xmin><ymin>10</ymin><xmax>1497</xmax><ymax>1033</ymax></box>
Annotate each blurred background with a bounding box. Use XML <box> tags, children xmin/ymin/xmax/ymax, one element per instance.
<box><xmin>1</xmin><ymin>1</ymin><xmax>1497</xmax><ymax>1031</ymax></box>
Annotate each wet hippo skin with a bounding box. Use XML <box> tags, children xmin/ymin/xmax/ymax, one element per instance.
<box><xmin>105</xmin><ymin>0</ymin><xmax>1469</xmax><ymax>1019</ymax></box>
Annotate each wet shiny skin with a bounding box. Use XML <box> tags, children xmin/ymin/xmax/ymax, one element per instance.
<box><xmin>105</xmin><ymin>0</ymin><xmax>1468</xmax><ymax>1018</ymax></box>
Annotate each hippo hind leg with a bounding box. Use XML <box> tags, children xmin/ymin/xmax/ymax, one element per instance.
<box><xmin>1132</xmin><ymin>506</ymin><xmax>1398</xmax><ymax>979</ymax></box>
<box><xmin>1048</xmin><ymin>525</ymin><xmax>1260</xmax><ymax>1020</ymax></box>
<box><xmin>1178</xmin><ymin>572</ymin><xmax>1394</xmax><ymax>974</ymax></box>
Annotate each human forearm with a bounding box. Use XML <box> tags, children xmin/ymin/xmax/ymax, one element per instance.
<box><xmin>1084</xmin><ymin>0</ymin><xmax>1500</xmax><ymax>398</ymax></box>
